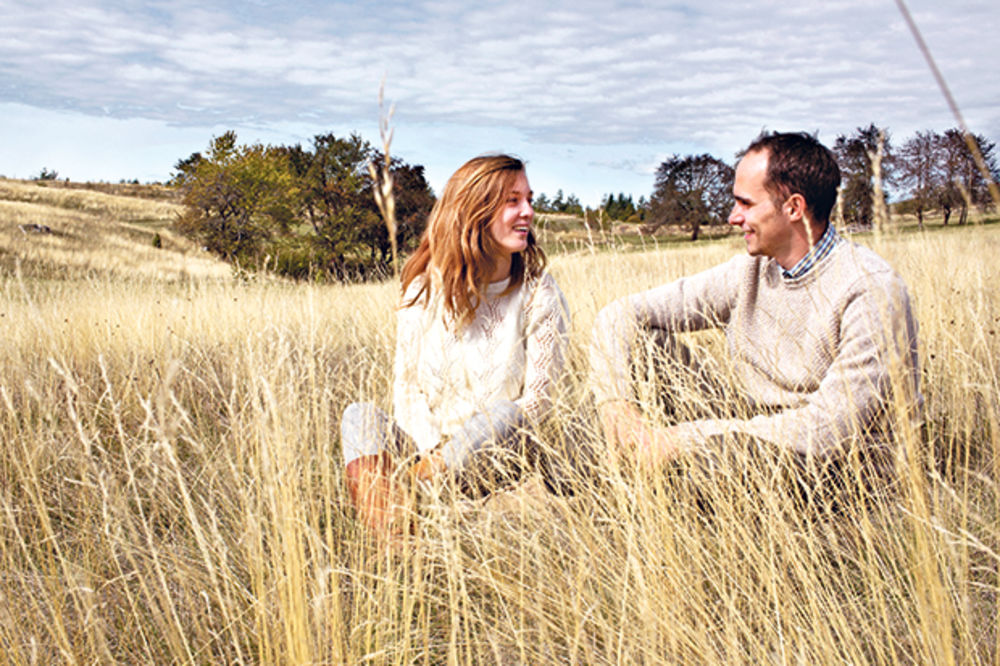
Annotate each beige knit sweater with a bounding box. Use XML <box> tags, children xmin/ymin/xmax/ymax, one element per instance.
<box><xmin>394</xmin><ymin>272</ymin><xmax>570</xmax><ymax>453</ymax></box>
<box><xmin>590</xmin><ymin>241</ymin><xmax>922</xmax><ymax>458</ymax></box>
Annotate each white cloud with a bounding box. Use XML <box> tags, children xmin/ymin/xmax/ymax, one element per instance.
<box><xmin>0</xmin><ymin>0</ymin><xmax>998</xmax><ymax>203</ymax></box>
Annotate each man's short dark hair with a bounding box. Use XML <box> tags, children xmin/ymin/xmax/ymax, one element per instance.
<box><xmin>745</xmin><ymin>132</ymin><xmax>841</xmax><ymax>226</ymax></box>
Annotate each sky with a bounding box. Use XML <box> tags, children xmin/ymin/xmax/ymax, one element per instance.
<box><xmin>1</xmin><ymin>0</ymin><xmax>998</xmax><ymax>207</ymax></box>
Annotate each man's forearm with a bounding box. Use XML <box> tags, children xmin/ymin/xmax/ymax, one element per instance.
<box><xmin>599</xmin><ymin>401</ymin><xmax>680</xmax><ymax>468</ymax></box>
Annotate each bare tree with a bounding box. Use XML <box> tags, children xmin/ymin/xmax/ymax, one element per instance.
<box><xmin>897</xmin><ymin>130</ymin><xmax>942</xmax><ymax>228</ymax></box>
<box><xmin>833</xmin><ymin>124</ymin><xmax>892</xmax><ymax>230</ymax></box>
<box><xmin>939</xmin><ymin>129</ymin><xmax>998</xmax><ymax>225</ymax></box>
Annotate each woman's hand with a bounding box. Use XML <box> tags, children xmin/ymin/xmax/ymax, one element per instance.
<box><xmin>345</xmin><ymin>452</ymin><xmax>414</xmax><ymax>538</ymax></box>
<box><xmin>411</xmin><ymin>451</ymin><xmax>447</xmax><ymax>482</ymax></box>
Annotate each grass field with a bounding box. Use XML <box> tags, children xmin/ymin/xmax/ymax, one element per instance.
<box><xmin>1</xmin><ymin>179</ymin><xmax>998</xmax><ymax>663</ymax></box>
<box><xmin>0</xmin><ymin>178</ymin><xmax>228</xmax><ymax>282</ymax></box>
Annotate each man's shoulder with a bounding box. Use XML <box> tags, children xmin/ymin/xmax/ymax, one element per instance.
<box><xmin>826</xmin><ymin>239</ymin><xmax>906</xmax><ymax>285</ymax></box>
<box><xmin>819</xmin><ymin>241</ymin><xmax>914</xmax><ymax>315</ymax></box>
<box><xmin>687</xmin><ymin>252</ymin><xmax>760</xmax><ymax>296</ymax></box>
<box><xmin>713</xmin><ymin>252</ymin><xmax>761</xmax><ymax>280</ymax></box>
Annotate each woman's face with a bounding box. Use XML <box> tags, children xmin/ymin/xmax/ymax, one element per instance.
<box><xmin>488</xmin><ymin>170</ymin><xmax>534</xmax><ymax>265</ymax></box>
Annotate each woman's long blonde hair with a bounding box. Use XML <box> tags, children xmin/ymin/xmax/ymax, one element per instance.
<box><xmin>400</xmin><ymin>154</ymin><xmax>546</xmax><ymax>325</ymax></box>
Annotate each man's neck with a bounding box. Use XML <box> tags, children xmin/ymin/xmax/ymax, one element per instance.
<box><xmin>781</xmin><ymin>222</ymin><xmax>838</xmax><ymax>279</ymax></box>
<box><xmin>776</xmin><ymin>221</ymin><xmax>828</xmax><ymax>270</ymax></box>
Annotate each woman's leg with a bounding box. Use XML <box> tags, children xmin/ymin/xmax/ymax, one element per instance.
<box><xmin>438</xmin><ymin>400</ymin><xmax>528</xmax><ymax>497</ymax></box>
<box><xmin>341</xmin><ymin>403</ymin><xmax>414</xmax><ymax>535</ymax></box>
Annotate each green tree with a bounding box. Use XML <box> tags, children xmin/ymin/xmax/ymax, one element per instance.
<box><xmin>619</xmin><ymin>193</ymin><xmax>636</xmax><ymax>219</ymax></box>
<box><xmin>534</xmin><ymin>190</ymin><xmax>584</xmax><ymax>216</ymax></box>
<box><xmin>173</xmin><ymin>131</ymin><xmax>435</xmax><ymax>280</ymax></box>
<box><xmin>601</xmin><ymin>192</ymin><xmax>637</xmax><ymax>221</ymax></box>
<box><xmin>363</xmin><ymin>154</ymin><xmax>435</xmax><ymax>265</ymax></box>
<box><xmin>284</xmin><ymin>133</ymin><xmax>377</xmax><ymax>275</ymax></box>
<box><xmin>35</xmin><ymin>167</ymin><xmax>59</xmax><ymax>181</ymax></box>
<box><xmin>648</xmin><ymin>154</ymin><xmax>734</xmax><ymax>241</ymax></box>
<box><xmin>174</xmin><ymin>131</ymin><xmax>295</xmax><ymax>262</ymax></box>
<box><xmin>170</xmin><ymin>152</ymin><xmax>204</xmax><ymax>185</ymax></box>
<box><xmin>563</xmin><ymin>193</ymin><xmax>584</xmax><ymax>216</ymax></box>
<box><xmin>283</xmin><ymin>134</ymin><xmax>434</xmax><ymax>276</ymax></box>
<box><xmin>551</xmin><ymin>189</ymin><xmax>565</xmax><ymax>212</ymax></box>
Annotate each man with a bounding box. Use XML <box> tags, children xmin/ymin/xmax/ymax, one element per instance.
<box><xmin>590</xmin><ymin>132</ymin><xmax>921</xmax><ymax>478</ymax></box>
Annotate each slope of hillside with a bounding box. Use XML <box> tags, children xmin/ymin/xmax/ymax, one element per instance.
<box><xmin>0</xmin><ymin>178</ymin><xmax>231</xmax><ymax>281</ymax></box>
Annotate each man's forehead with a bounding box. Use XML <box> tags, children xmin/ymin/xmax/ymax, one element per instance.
<box><xmin>736</xmin><ymin>150</ymin><xmax>770</xmax><ymax>186</ymax></box>
<box><xmin>739</xmin><ymin>148</ymin><xmax>769</xmax><ymax>171</ymax></box>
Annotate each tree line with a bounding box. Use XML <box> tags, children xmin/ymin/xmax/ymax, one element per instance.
<box><xmin>893</xmin><ymin>127</ymin><xmax>998</xmax><ymax>226</ymax></box>
<box><xmin>532</xmin><ymin>190</ymin><xmax>585</xmax><ymax>216</ymax></box>
<box><xmin>172</xmin><ymin>131</ymin><xmax>434</xmax><ymax>280</ymax></box>
<box><xmin>171</xmin><ymin>124</ymin><xmax>997</xmax><ymax>280</ymax></box>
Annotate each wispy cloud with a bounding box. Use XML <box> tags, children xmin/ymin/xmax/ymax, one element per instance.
<box><xmin>1</xmin><ymin>0</ymin><xmax>997</xmax><ymax>199</ymax></box>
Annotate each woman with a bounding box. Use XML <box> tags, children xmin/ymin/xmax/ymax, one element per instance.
<box><xmin>341</xmin><ymin>154</ymin><xmax>570</xmax><ymax>534</ymax></box>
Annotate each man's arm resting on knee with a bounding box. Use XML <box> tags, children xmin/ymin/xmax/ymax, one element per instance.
<box><xmin>598</xmin><ymin>400</ymin><xmax>682</xmax><ymax>467</ymax></box>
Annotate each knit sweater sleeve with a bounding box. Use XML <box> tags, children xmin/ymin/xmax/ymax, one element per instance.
<box><xmin>516</xmin><ymin>273</ymin><xmax>571</xmax><ymax>422</ymax></box>
<box><xmin>589</xmin><ymin>255</ymin><xmax>744</xmax><ymax>404</ymax></box>
<box><xmin>392</xmin><ymin>290</ymin><xmax>441</xmax><ymax>451</ymax></box>
<box><xmin>673</xmin><ymin>270</ymin><xmax>920</xmax><ymax>458</ymax></box>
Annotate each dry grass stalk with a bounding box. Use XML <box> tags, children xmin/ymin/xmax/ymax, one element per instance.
<box><xmin>869</xmin><ymin>129</ymin><xmax>890</xmax><ymax>234</ymax></box>
<box><xmin>367</xmin><ymin>80</ymin><xmax>399</xmax><ymax>278</ymax></box>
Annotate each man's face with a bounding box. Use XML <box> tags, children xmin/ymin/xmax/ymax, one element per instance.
<box><xmin>728</xmin><ymin>150</ymin><xmax>798</xmax><ymax>268</ymax></box>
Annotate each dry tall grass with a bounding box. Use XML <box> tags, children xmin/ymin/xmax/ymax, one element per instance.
<box><xmin>0</xmin><ymin>178</ymin><xmax>229</xmax><ymax>282</ymax></box>
<box><xmin>1</xmin><ymin>190</ymin><xmax>998</xmax><ymax>662</ymax></box>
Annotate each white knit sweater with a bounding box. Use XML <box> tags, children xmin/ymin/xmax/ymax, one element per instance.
<box><xmin>590</xmin><ymin>241</ymin><xmax>922</xmax><ymax>458</ymax></box>
<box><xmin>393</xmin><ymin>272</ymin><xmax>570</xmax><ymax>453</ymax></box>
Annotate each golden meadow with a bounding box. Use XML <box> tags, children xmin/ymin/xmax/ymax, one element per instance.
<box><xmin>1</xmin><ymin>177</ymin><xmax>998</xmax><ymax>663</ymax></box>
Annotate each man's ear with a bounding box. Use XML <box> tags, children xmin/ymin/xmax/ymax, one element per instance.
<box><xmin>784</xmin><ymin>193</ymin><xmax>806</xmax><ymax>222</ymax></box>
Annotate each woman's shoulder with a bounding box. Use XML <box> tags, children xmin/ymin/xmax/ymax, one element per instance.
<box><xmin>523</xmin><ymin>270</ymin><xmax>569</xmax><ymax>318</ymax></box>
<box><xmin>400</xmin><ymin>271</ymin><xmax>439</xmax><ymax>308</ymax></box>
<box><xmin>397</xmin><ymin>274</ymin><xmax>441</xmax><ymax>327</ymax></box>
<box><xmin>524</xmin><ymin>269</ymin><xmax>563</xmax><ymax>292</ymax></box>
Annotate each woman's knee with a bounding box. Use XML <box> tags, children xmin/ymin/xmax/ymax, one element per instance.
<box><xmin>438</xmin><ymin>401</ymin><xmax>527</xmax><ymax>476</ymax></box>
<box><xmin>471</xmin><ymin>400</ymin><xmax>525</xmax><ymax>438</ymax></box>
<box><xmin>340</xmin><ymin>402</ymin><xmax>384</xmax><ymax>464</ymax></box>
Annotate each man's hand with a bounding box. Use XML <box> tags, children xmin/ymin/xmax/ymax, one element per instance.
<box><xmin>598</xmin><ymin>401</ymin><xmax>681</xmax><ymax>468</ymax></box>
